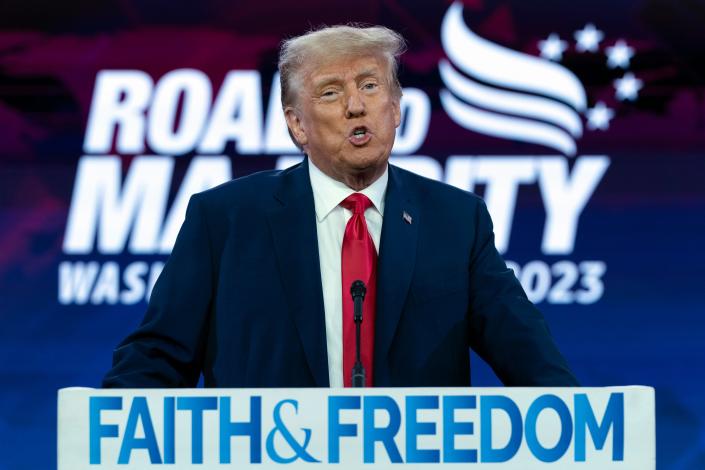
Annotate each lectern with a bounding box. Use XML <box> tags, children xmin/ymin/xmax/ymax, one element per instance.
<box><xmin>58</xmin><ymin>386</ymin><xmax>654</xmax><ymax>469</ymax></box>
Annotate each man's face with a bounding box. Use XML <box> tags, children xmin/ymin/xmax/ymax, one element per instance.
<box><xmin>285</xmin><ymin>54</ymin><xmax>401</xmax><ymax>189</ymax></box>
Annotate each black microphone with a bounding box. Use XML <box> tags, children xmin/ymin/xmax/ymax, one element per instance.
<box><xmin>350</xmin><ymin>280</ymin><xmax>366</xmax><ymax>387</ymax></box>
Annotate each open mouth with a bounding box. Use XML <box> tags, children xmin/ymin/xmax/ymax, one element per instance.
<box><xmin>349</xmin><ymin>126</ymin><xmax>371</xmax><ymax>146</ymax></box>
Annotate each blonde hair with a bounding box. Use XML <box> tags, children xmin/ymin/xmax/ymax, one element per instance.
<box><xmin>278</xmin><ymin>24</ymin><xmax>406</xmax><ymax>109</ymax></box>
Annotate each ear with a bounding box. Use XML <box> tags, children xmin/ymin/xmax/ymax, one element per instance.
<box><xmin>392</xmin><ymin>97</ymin><xmax>402</xmax><ymax>128</ymax></box>
<box><xmin>284</xmin><ymin>107</ymin><xmax>308</xmax><ymax>146</ymax></box>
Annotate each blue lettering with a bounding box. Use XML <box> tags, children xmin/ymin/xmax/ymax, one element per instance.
<box><xmin>118</xmin><ymin>397</ymin><xmax>161</xmax><ymax>464</ymax></box>
<box><xmin>220</xmin><ymin>396</ymin><xmax>262</xmax><ymax>464</ymax></box>
<box><xmin>89</xmin><ymin>396</ymin><xmax>122</xmax><ymax>464</ymax></box>
<box><xmin>163</xmin><ymin>397</ymin><xmax>175</xmax><ymax>464</ymax></box>
<box><xmin>363</xmin><ymin>396</ymin><xmax>402</xmax><ymax>463</ymax></box>
<box><xmin>266</xmin><ymin>399</ymin><xmax>320</xmax><ymax>463</ymax></box>
<box><xmin>406</xmin><ymin>395</ymin><xmax>440</xmax><ymax>463</ymax></box>
<box><xmin>177</xmin><ymin>396</ymin><xmax>218</xmax><ymax>464</ymax></box>
<box><xmin>328</xmin><ymin>396</ymin><xmax>360</xmax><ymax>463</ymax></box>
<box><xmin>480</xmin><ymin>395</ymin><xmax>522</xmax><ymax>462</ymax></box>
<box><xmin>525</xmin><ymin>394</ymin><xmax>572</xmax><ymax>462</ymax></box>
<box><xmin>574</xmin><ymin>393</ymin><xmax>624</xmax><ymax>461</ymax></box>
<box><xmin>443</xmin><ymin>395</ymin><xmax>477</xmax><ymax>463</ymax></box>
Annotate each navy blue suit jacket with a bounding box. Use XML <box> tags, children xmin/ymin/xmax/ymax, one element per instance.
<box><xmin>103</xmin><ymin>159</ymin><xmax>578</xmax><ymax>388</ymax></box>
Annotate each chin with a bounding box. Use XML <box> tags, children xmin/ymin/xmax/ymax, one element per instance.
<box><xmin>351</xmin><ymin>147</ymin><xmax>389</xmax><ymax>165</ymax></box>
<box><xmin>346</xmin><ymin>157</ymin><xmax>385</xmax><ymax>174</ymax></box>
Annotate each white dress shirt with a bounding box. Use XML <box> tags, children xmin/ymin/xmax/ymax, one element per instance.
<box><xmin>308</xmin><ymin>159</ymin><xmax>387</xmax><ymax>387</ymax></box>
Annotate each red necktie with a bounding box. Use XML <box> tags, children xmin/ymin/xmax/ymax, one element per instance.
<box><xmin>340</xmin><ymin>193</ymin><xmax>376</xmax><ymax>387</ymax></box>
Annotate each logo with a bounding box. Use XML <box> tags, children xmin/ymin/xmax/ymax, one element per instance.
<box><xmin>440</xmin><ymin>2</ymin><xmax>586</xmax><ymax>156</ymax></box>
<box><xmin>439</xmin><ymin>2</ymin><xmax>644</xmax><ymax>155</ymax></box>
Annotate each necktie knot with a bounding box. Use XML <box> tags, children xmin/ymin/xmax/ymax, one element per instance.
<box><xmin>340</xmin><ymin>193</ymin><xmax>373</xmax><ymax>215</ymax></box>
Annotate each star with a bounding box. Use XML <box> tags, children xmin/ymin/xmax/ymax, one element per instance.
<box><xmin>574</xmin><ymin>23</ymin><xmax>604</xmax><ymax>52</ymax></box>
<box><xmin>614</xmin><ymin>72</ymin><xmax>643</xmax><ymax>101</ymax></box>
<box><xmin>606</xmin><ymin>40</ymin><xmax>635</xmax><ymax>69</ymax></box>
<box><xmin>538</xmin><ymin>33</ymin><xmax>569</xmax><ymax>61</ymax></box>
<box><xmin>585</xmin><ymin>102</ymin><xmax>615</xmax><ymax>130</ymax></box>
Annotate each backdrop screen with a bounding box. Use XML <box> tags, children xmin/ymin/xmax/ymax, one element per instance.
<box><xmin>1</xmin><ymin>1</ymin><xmax>704</xmax><ymax>468</ymax></box>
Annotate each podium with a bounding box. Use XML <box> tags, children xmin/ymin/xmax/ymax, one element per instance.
<box><xmin>58</xmin><ymin>386</ymin><xmax>654</xmax><ymax>469</ymax></box>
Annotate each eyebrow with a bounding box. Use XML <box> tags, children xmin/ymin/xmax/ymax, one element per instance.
<box><xmin>312</xmin><ymin>68</ymin><xmax>381</xmax><ymax>90</ymax></box>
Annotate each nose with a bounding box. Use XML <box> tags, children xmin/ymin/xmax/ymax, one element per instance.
<box><xmin>345</xmin><ymin>89</ymin><xmax>366</xmax><ymax>118</ymax></box>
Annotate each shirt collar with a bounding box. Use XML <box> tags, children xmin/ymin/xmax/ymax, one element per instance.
<box><xmin>308</xmin><ymin>157</ymin><xmax>388</xmax><ymax>222</ymax></box>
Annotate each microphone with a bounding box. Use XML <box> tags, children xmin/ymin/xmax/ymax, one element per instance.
<box><xmin>350</xmin><ymin>280</ymin><xmax>366</xmax><ymax>387</ymax></box>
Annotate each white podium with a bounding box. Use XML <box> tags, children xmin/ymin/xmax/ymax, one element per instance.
<box><xmin>58</xmin><ymin>386</ymin><xmax>654</xmax><ymax>469</ymax></box>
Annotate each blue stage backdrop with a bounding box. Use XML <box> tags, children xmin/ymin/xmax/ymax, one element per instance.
<box><xmin>1</xmin><ymin>0</ymin><xmax>704</xmax><ymax>468</ymax></box>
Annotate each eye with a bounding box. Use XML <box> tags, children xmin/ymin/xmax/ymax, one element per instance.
<box><xmin>320</xmin><ymin>89</ymin><xmax>340</xmax><ymax>100</ymax></box>
<box><xmin>362</xmin><ymin>82</ymin><xmax>378</xmax><ymax>91</ymax></box>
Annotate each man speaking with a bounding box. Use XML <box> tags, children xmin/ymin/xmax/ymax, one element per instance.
<box><xmin>103</xmin><ymin>25</ymin><xmax>578</xmax><ymax>388</ymax></box>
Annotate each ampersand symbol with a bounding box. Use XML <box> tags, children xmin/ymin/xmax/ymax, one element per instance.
<box><xmin>266</xmin><ymin>399</ymin><xmax>320</xmax><ymax>463</ymax></box>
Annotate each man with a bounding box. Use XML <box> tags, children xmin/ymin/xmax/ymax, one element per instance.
<box><xmin>103</xmin><ymin>25</ymin><xmax>578</xmax><ymax>388</ymax></box>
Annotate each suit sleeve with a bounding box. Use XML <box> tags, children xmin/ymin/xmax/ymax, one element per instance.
<box><xmin>102</xmin><ymin>194</ymin><xmax>214</xmax><ymax>387</ymax></box>
<box><xmin>467</xmin><ymin>199</ymin><xmax>579</xmax><ymax>386</ymax></box>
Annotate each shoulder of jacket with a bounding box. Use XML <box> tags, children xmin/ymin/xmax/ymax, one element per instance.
<box><xmin>391</xmin><ymin>164</ymin><xmax>484</xmax><ymax>208</ymax></box>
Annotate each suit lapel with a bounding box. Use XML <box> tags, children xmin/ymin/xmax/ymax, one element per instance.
<box><xmin>375</xmin><ymin>166</ymin><xmax>418</xmax><ymax>384</ymax></box>
<box><xmin>267</xmin><ymin>159</ymin><xmax>329</xmax><ymax>387</ymax></box>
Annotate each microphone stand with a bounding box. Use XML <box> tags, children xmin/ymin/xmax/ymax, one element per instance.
<box><xmin>350</xmin><ymin>280</ymin><xmax>366</xmax><ymax>387</ymax></box>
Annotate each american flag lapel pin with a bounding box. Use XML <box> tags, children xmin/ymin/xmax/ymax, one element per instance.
<box><xmin>402</xmin><ymin>211</ymin><xmax>413</xmax><ymax>224</ymax></box>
